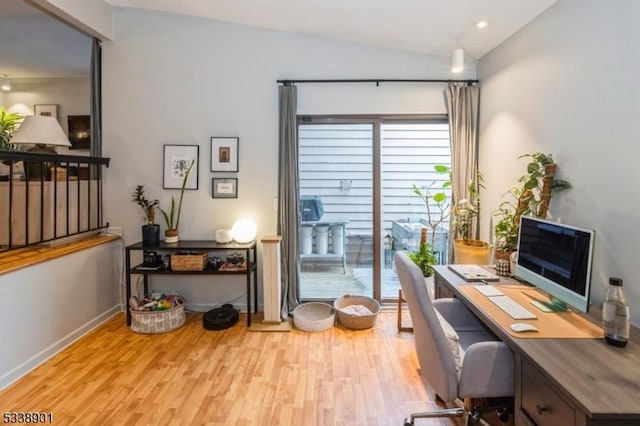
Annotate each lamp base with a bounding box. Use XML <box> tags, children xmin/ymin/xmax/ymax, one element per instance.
<box><xmin>25</xmin><ymin>144</ymin><xmax>57</xmax><ymax>180</ymax></box>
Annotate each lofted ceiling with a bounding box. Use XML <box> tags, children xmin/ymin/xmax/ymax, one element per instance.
<box><xmin>1</xmin><ymin>0</ymin><xmax>557</xmax><ymax>79</ymax></box>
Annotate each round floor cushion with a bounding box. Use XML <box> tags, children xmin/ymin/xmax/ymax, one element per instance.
<box><xmin>203</xmin><ymin>304</ymin><xmax>239</xmax><ymax>330</ymax></box>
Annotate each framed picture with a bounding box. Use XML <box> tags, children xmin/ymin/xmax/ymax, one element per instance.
<box><xmin>163</xmin><ymin>144</ymin><xmax>199</xmax><ymax>190</ymax></box>
<box><xmin>67</xmin><ymin>115</ymin><xmax>91</xmax><ymax>150</ymax></box>
<box><xmin>212</xmin><ymin>178</ymin><xmax>238</xmax><ymax>198</ymax></box>
<box><xmin>34</xmin><ymin>104</ymin><xmax>58</xmax><ymax>119</ymax></box>
<box><xmin>211</xmin><ymin>137</ymin><xmax>239</xmax><ymax>172</ymax></box>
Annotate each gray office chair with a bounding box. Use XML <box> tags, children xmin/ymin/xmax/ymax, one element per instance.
<box><xmin>394</xmin><ymin>252</ymin><xmax>514</xmax><ymax>426</ymax></box>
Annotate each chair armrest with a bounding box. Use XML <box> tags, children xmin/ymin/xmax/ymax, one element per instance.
<box><xmin>458</xmin><ymin>341</ymin><xmax>515</xmax><ymax>399</ymax></box>
<box><xmin>433</xmin><ymin>298</ymin><xmax>485</xmax><ymax>331</ymax></box>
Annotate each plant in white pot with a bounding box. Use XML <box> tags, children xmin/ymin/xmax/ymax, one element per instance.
<box><xmin>159</xmin><ymin>160</ymin><xmax>194</xmax><ymax>243</ymax></box>
<box><xmin>131</xmin><ymin>185</ymin><xmax>160</xmax><ymax>245</ymax></box>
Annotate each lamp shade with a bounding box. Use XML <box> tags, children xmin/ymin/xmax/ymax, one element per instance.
<box><xmin>451</xmin><ymin>48</ymin><xmax>464</xmax><ymax>73</ymax></box>
<box><xmin>10</xmin><ymin>115</ymin><xmax>71</xmax><ymax>148</ymax></box>
<box><xmin>232</xmin><ymin>219</ymin><xmax>257</xmax><ymax>243</ymax></box>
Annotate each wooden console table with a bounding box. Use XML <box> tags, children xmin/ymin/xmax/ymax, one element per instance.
<box><xmin>125</xmin><ymin>240</ymin><xmax>258</xmax><ymax>326</ymax></box>
<box><xmin>433</xmin><ymin>265</ymin><xmax>640</xmax><ymax>426</ymax></box>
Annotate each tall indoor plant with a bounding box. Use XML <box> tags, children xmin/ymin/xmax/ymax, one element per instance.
<box><xmin>159</xmin><ymin>159</ymin><xmax>194</xmax><ymax>243</ymax></box>
<box><xmin>451</xmin><ymin>170</ymin><xmax>490</xmax><ymax>264</ymax></box>
<box><xmin>493</xmin><ymin>152</ymin><xmax>571</xmax><ymax>268</ymax></box>
<box><xmin>412</xmin><ymin>164</ymin><xmax>452</xmax><ymax>265</ymax></box>
<box><xmin>132</xmin><ymin>185</ymin><xmax>160</xmax><ymax>245</ymax></box>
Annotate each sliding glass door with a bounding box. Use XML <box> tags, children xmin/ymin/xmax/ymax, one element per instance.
<box><xmin>297</xmin><ymin>117</ymin><xmax>450</xmax><ymax>301</ymax></box>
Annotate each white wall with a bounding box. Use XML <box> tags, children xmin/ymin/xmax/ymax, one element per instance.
<box><xmin>102</xmin><ymin>8</ymin><xmax>473</xmax><ymax>310</ymax></box>
<box><xmin>4</xmin><ymin>77</ymin><xmax>91</xmax><ymax>154</ymax></box>
<box><xmin>478</xmin><ymin>0</ymin><xmax>640</xmax><ymax>324</ymax></box>
<box><xmin>0</xmin><ymin>240</ymin><xmax>122</xmax><ymax>389</ymax></box>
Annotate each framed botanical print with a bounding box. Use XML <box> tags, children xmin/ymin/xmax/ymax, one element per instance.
<box><xmin>163</xmin><ymin>144</ymin><xmax>199</xmax><ymax>189</ymax></box>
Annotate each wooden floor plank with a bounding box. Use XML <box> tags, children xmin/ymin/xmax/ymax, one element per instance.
<box><xmin>0</xmin><ymin>312</ymin><xmax>463</xmax><ymax>426</ymax></box>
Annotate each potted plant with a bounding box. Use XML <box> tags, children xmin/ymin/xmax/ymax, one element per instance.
<box><xmin>407</xmin><ymin>228</ymin><xmax>437</xmax><ymax>277</ymax></box>
<box><xmin>0</xmin><ymin>107</ymin><xmax>22</xmax><ymax>150</ymax></box>
<box><xmin>412</xmin><ymin>164</ymin><xmax>452</xmax><ymax>263</ymax></box>
<box><xmin>493</xmin><ymin>152</ymin><xmax>571</xmax><ymax>270</ymax></box>
<box><xmin>159</xmin><ymin>159</ymin><xmax>194</xmax><ymax>243</ymax></box>
<box><xmin>451</xmin><ymin>170</ymin><xmax>490</xmax><ymax>264</ymax></box>
<box><xmin>132</xmin><ymin>185</ymin><xmax>160</xmax><ymax>245</ymax></box>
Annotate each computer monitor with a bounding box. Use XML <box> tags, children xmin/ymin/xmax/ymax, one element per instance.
<box><xmin>515</xmin><ymin>216</ymin><xmax>595</xmax><ymax>313</ymax></box>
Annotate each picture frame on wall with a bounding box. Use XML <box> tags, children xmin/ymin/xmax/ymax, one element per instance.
<box><xmin>212</xmin><ymin>178</ymin><xmax>238</xmax><ymax>198</ymax></box>
<box><xmin>34</xmin><ymin>104</ymin><xmax>58</xmax><ymax>119</ymax></box>
<box><xmin>210</xmin><ymin>137</ymin><xmax>239</xmax><ymax>172</ymax></box>
<box><xmin>163</xmin><ymin>144</ymin><xmax>199</xmax><ymax>190</ymax></box>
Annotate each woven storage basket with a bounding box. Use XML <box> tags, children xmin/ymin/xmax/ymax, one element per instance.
<box><xmin>171</xmin><ymin>252</ymin><xmax>208</xmax><ymax>271</ymax></box>
<box><xmin>130</xmin><ymin>303</ymin><xmax>186</xmax><ymax>334</ymax></box>
<box><xmin>334</xmin><ymin>294</ymin><xmax>381</xmax><ymax>330</ymax></box>
<box><xmin>293</xmin><ymin>302</ymin><xmax>335</xmax><ymax>332</ymax></box>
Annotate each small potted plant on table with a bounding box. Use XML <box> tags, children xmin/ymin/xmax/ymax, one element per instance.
<box><xmin>132</xmin><ymin>185</ymin><xmax>160</xmax><ymax>245</ymax></box>
<box><xmin>159</xmin><ymin>160</ymin><xmax>194</xmax><ymax>243</ymax></box>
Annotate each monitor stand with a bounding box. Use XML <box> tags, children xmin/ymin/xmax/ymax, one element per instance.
<box><xmin>531</xmin><ymin>296</ymin><xmax>569</xmax><ymax>313</ymax></box>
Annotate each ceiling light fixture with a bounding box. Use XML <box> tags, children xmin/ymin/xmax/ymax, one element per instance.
<box><xmin>1</xmin><ymin>75</ymin><xmax>11</xmax><ymax>91</ymax></box>
<box><xmin>451</xmin><ymin>48</ymin><xmax>464</xmax><ymax>73</ymax></box>
<box><xmin>476</xmin><ymin>20</ymin><xmax>489</xmax><ymax>29</ymax></box>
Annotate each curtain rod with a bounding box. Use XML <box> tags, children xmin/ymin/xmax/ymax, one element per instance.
<box><xmin>277</xmin><ymin>78</ymin><xmax>478</xmax><ymax>86</ymax></box>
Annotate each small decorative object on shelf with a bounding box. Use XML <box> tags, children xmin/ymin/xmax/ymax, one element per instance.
<box><xmin>132</xmin><ymin>184</ymin><xmax>160</xmax><ymax>245</ymax></box>
<box><xmin>159</xmin><ymin>159</ymin><xmax>195</xmax><ymax>243</ymax></box>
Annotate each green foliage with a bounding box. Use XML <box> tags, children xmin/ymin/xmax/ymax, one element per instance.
<box><xmin>494</xmin><ymin>152</ymin><xmax>572</xmax><ymax>250</ymax></box>
<box><xmin>412</xmin><ymin>165</ymin><xmax>452</xmax><ymax>250</ymax></box>
<box><xmin>452</xmin><ymin>170</ymin><xmax>484</xmax><ymax>243</ymax></box>
<box><xmin>0</xmin><ymin>107</ymin><xmax>22</xmax><ymax>150</ymax></box>
<box><xmin>408</xmin><ymin>242</ymin><xmax>437</xmax><ymax>277</ymax></box>
<box><xmin>493</xmin><ymin>198</ymin><xmax>520</xmax><ymax>251</ymax></box>
<box><xmin>159</xmin><ymin>160</ymin><xmax>194</xmax><ymax>231</ymax></box>
<box><xmin>131</xmin><ymin>185</ymin><xmax>159</xmax><ymax>225</ymax></box>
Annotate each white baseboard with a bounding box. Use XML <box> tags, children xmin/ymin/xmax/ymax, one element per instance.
<box><xmin>0</xmin><ymin>305</ymin><xmax>121</xmax><ymax>391</ymax></box>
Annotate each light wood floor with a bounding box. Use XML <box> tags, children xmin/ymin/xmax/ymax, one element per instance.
<box><xmin>0</xmin><ymin>312</ymin><xmax>460</xmax><ymax>426</ymax></box>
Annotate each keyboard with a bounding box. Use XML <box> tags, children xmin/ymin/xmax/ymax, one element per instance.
<box><xmin>474</xmin><ymin>285</ymin><xmax>504</xmax><ymax>297</ymax></box>
<box><xmin>488</xmin><ymin>295</ymin><xmax>537</xmax><ymax>320</ymax></box>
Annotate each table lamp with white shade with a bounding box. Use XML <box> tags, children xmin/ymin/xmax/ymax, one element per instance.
<box><xmin>10</xmin><ymin>115</ymin><xmax>71</xmax><ymax>179</ymax></box>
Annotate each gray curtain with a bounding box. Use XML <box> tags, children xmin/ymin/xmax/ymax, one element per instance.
<box><xmin>278</xmin><ymin>84</ymin><xmax>301</xmax><ymax>318</ymax></box>
<box><xmin>445</xmin><ymin>83</ymin><xmax>480</xmax><ymax>261</ymax></box>
<box><xmin>90</xmin><ymin>38</ymin><xmax>102</xmax><ymax>158</ymax></box>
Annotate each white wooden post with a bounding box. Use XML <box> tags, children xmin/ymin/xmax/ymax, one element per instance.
<box><xmin>261</xmin><ymin>235</ymin><xmax>282</xmax><ymax>323</ymax></box>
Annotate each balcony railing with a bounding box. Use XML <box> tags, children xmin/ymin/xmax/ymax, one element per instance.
<box><xmin>0</xmin><ymin>150</ymin><xmax>110</xmax><ymax>252</ymax></box>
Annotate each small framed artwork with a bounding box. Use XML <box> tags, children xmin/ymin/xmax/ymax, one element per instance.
<box><xmin>212</xmin><ymin>178</ymin><xmax>238</xmax><ymax>198</ymax></box>
<box><xmin>211</xmin><ymin>137</ymin><xmax>239</xmax><ymax>172</ymax></box>
<box><xmin>34</xmin><ymin>104</ymin><xmax>58</xmax><ymax>119</ymax></box>
<box><xmin>163</xmin><ymin>144</ymin><xmax>199</xmax><ymax>190</ymax></box>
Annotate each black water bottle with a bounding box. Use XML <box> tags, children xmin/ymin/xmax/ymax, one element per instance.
<box><xmin>602</xmin><ymin>277</ymin><xmax>630</xmax><ymax>347</ymax></box>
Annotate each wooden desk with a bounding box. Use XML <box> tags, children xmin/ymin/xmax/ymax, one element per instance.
<box><xmin>433</xmin><ymin>265</ymin><xmax>640</xmax><ymax>426</ymax></box>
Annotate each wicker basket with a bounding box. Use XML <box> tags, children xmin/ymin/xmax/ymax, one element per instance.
<box><xmin>130</xmin><ymin>303</ymin><xmax>186</xmax><ymax>334</ymax></box>
<box><xmin>293</xmin><ymin>302</ymin><xmax>335</xmax><ymax>332</ymax></box>
<box><xmin>334</xmin><ymin>294</ymin><xmax>381</xmax><ymax>330</ymax></box>
<box><xmin>171</xmin><ymin>252</ymin><xmax>208</xmax><ymax>271</ymax></box>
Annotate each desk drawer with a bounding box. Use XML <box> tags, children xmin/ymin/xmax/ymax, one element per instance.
<box><xmin>521</xmin><ymin>360</ymin><xmax>575</xmax><ymax>426</ymax></box>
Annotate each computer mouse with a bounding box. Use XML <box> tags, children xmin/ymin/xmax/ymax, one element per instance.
<box><xmin>510</xmin><ymin>323</ymin><xmax>538</xmax><ymax>333</ymax></box>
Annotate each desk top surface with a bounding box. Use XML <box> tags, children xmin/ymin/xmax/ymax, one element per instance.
<box><xmin>434</xmin><ymin>265</ymin><xmax>640</xmax><ymax>418</ymax></box>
